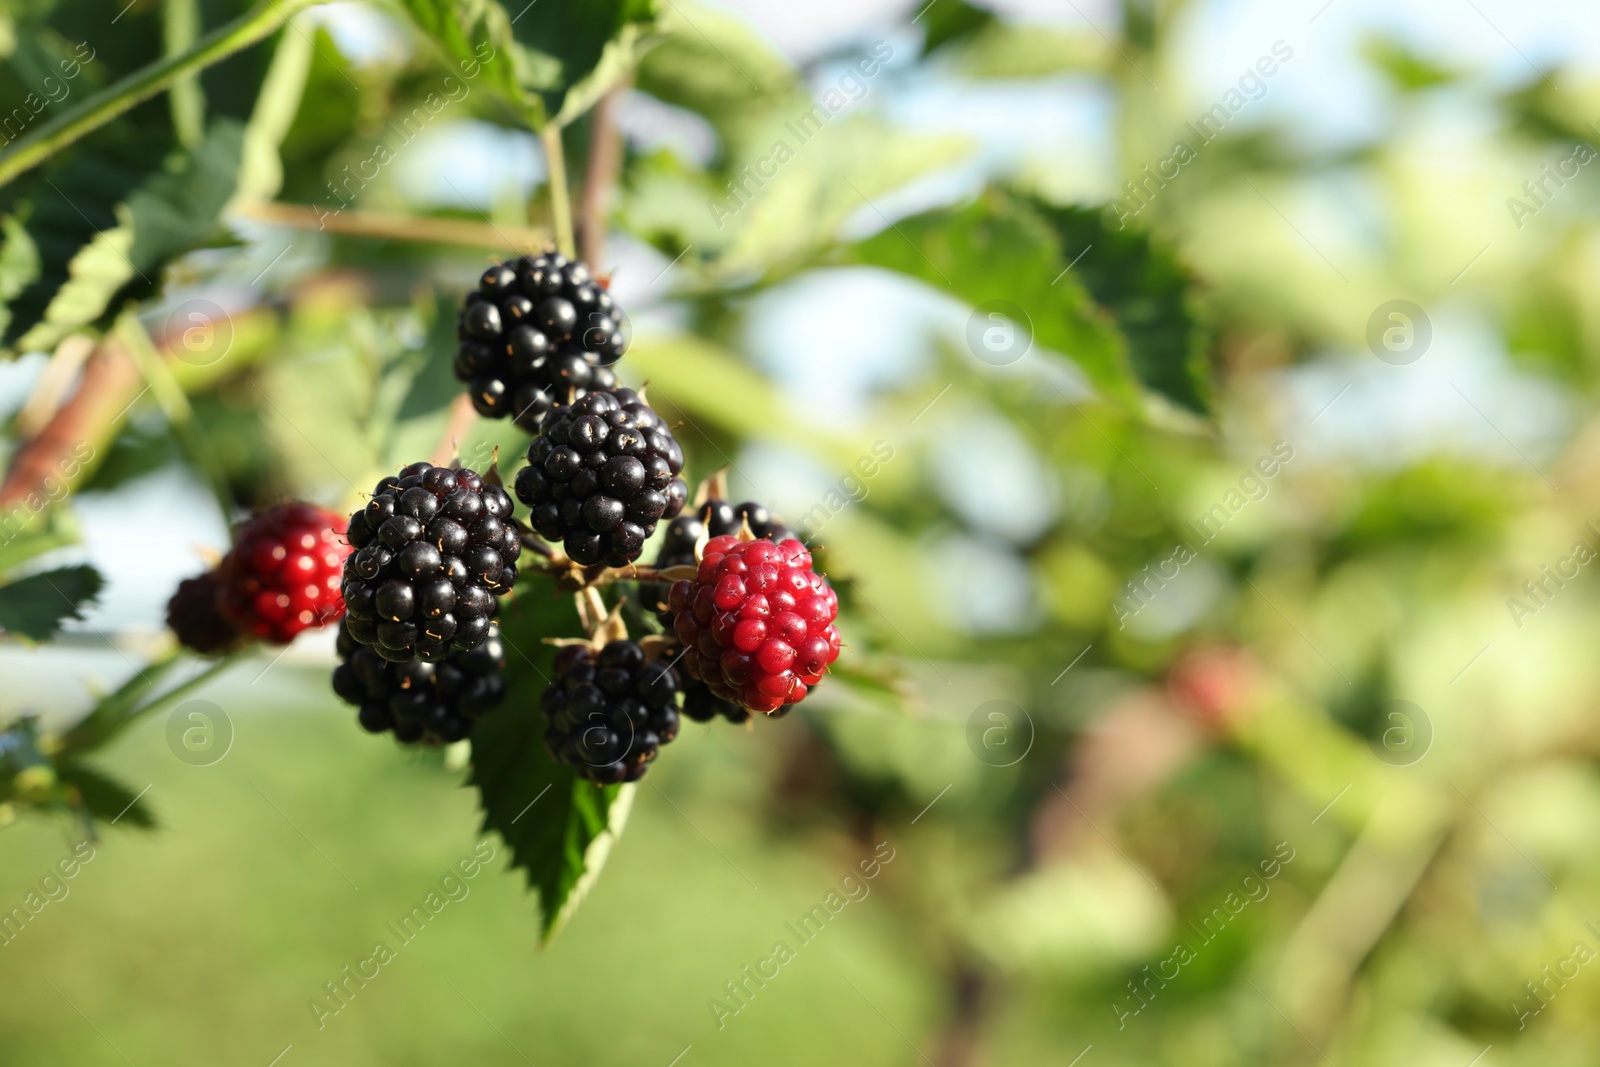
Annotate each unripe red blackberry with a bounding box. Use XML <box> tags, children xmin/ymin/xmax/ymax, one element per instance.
<box><xmin>454</xmin><ymin>253</ymin><xmax>627</xmax><ymax>432</ymax></box>
<box><xmin>667</xmin><ymin>535</ymin><xmax>840</xmax><ymax>715</ymax></box>
<box><xmin>216</xmin><ymin>503</ymin><xmax>350</xmax><ymax>644</ymax></box>
<box><xmin>332</xmin><ymin>620</ymin><xmax>507</xmax><ymax>744</ymax></box>
<box><xmin>166</xmin><ymin>571</ymin><xmax>244</xmax><ymax>655</ymax></box>
<box><xmin>643</xmin><ymin>498</ymin><xmax>797</xmax><ymax>618</ymax></box>
<box><xmin>341</xmin><ymin>462</ymin><xmax>519</xmax><ymax>662</ymax></box>
<box><xmin>540</xmin><ymin>640</ymin><xmax>681</xmax><ymax>783</ymax></box>
<box><xmin>514</xmin><ymin>388</ymin><xmax>687</xmax><ymax>567</ymax></box>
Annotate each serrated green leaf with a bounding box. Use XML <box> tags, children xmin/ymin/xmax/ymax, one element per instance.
<box><xmin>467</xmin><ymin>591</ymin><xmax>634</xmax><ymax>943</ymax></box>
<box><xmin>0</xmin><ymin>563</ymin><xmax>103</xmax><ymax>642</ymax></box>
<box><xmin>4</xmin><ymin>118</ymin><xmax>248</xmax><ymax>356</ymax></box>
<box><xmin>850</xmin><ymin>187</ymin><xmax>1138</xmax><ymax>408</ymax></box>
<box><xmin>509</xmin><ymin>0</ymin><xmax>660</xmax><ymax>127</ymax></box>
<box><xmin>0</xmin><ymin>214</ymin><xmax>40</xmax><ymax>339</ymax></box>
<box><xmin>391</xmin><ymin>0</ymin><xmax>534</xmax><ymax>123</ymax></box>
<box><xmin>1025</xmin><ymin>197</ymin><xmax>1212</xmax><ymax>415</ymax></box>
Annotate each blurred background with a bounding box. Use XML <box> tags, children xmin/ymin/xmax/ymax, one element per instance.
<box><xmin>3</xmin><ymin>0</ymin><xmax>1600</xmax><ymax>1063</ymax></box>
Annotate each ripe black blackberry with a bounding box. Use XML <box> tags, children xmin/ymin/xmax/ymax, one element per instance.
<box><xmin>341</xmin><ymin>462</ymin><xmax>519</xmax><ymax>662</ymax></box>
<box><xmin>332</xmin><ymin>621</ymin><xmax>507</xmax><ymax>744</ymax></box>
<box><xmin>681</xmin><ymin>678</ymin><xmax>752</xmax><ymax>725</ymax></box>
<box><xmin>454</xmin><ymin>252</ymin><xmax>628</xmax><ymax>432</ymax></box>
<box><xmin>642</xmin><ymin>499</ymin><xmax>798</xmax><ymax>620</ymax></box>
<box><xmin>166</xmin><ymin>571</ymin><xmax>244</xmax><ymax>655</ymax></box>
<box><xmin>514</xmin><ymin>388</ymin><xmax>687</xmax><ymax>567</ymax></box>
<box><xmin>541</xmin><ymin>640</ymin><xmax>681</xmax><ymax>783</ymax></box>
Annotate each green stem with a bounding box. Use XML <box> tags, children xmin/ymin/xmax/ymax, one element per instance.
<box><xmin>0</xmin><ymin>0</ymin><xmax>323</xmax><ymax>188</ymax></box>
<box><xmin>61</xmin><ymin>652</ymin><xmax>239</xmax><ymax>758</ymax></box>
<box><xmin>542</xmin><ymin>126</ymin><xmax>576</xmax><ymax>258</ymax></box>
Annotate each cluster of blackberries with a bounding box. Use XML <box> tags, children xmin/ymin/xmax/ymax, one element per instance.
<box><xmin>333</xmin><ymin>621</ymin><xmax>507</xmax><ymax>744</ymax></box>
<box><xmin>342</xmin><ymin>462</ymin><xmax>518</xmax><ymax>662</ymax></box>
<box><xmin>454</xmin><ymin>253</ymin><xmax>627</xmax><ymax>432</ymax></box>
<box><xmin>513</xmin><ymin>388</ymin><xmax>687</xmax><ymax>567</ymax></box>
<box><xmin>541</xmin><ymin>641</ymin><xmax>681</xmax><ymax>782</ymax></box>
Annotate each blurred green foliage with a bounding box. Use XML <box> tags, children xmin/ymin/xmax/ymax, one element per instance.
<box><xmin>0</xmin><ymin>0</ymin><xmax>1598</xmax><ymax>1064</ymax></box>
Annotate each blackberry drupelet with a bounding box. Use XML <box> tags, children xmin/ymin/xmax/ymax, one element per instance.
<box><xmin>540</xmin><ymin>640</ymin><xmax>681</xmax><ymax>783</ymax></box>
<box><xmin>342</xmin><ymin>462</ymin><xmax>519</xmax><ymax>662</ymax></box>
<box><xmin>216</xmin><ymin>503</ymin><xmax>349</xmax><ymax>644</ymax></box>
<box><xmin>332</xmin><ymin>621</ymin><xmax>507</xmax><ymax>744</ymax></box>
<box><xmin>166</xmin><ymin>571</ymin><xmax>244</xmax><ymax>655</ymax></box>
<box><xmin>667</xmin><ymin>535</ymin><xmax>840</xmax><ymax>715</ymax></box>
<box><xmin>454</xmin><ymin>252</ymin><xmax>628</xmax><ymax>432</ymax></box>
<box><xmin>514</xmin><ymin>388</ymin><xmax>687</xmax><ymax>568</ymax></box>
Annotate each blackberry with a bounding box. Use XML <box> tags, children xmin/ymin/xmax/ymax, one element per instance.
<box><xmin>332</xmin><ymin>621</ymin><xmax>507</xmax><ymax>744</ymax></box>
<box><xmin>540</xmin><ymin>640</ymin><xmax>681</xmax><ymax>783</ymax></box>
<box><xmin>166</xmin><ymin>572</ymin><xmax>244</xmax><ymax>655</ymax></box>
<box><xmin>216</xmin><ymin>503</ymin><xmax>350</xmax><ymax>644</ymax></box>
<box><xmin>667</xmin><ymin>535</ymin><xmax>840</xmax><ymax>715</ymax></box>
<box><xmin>341</xmin><ymin>461</ymin><xmax>519</xmax><ymax>662</ymax></box>
<box><xmin>643</xmin><ymin>498</ymin><xmax>797</xmax><ymax>618</ymax></box>
<box><xmin>681</xmin><ymin>679</ymin><xmax>752</xmax><ymax>725</ymax></box>
<box><xmin>454</xmin><ymin>252</ymin><xmax>628</xmax><ymax>432</ymax></box>
<box><xmin>514</xmin><ymin>388</ymin><xmax>687</xmax><ymax>568</ymax></box>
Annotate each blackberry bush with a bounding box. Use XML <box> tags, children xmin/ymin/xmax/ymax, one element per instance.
<box><xmin>166</xmin><ymin>571</ymin><xmax>243</xmax><ymax>655</ymax></box>
<box><xmin>342</xmin><ymin>462</ymin><xmax>519</xmax><ymax>662</ymax></box>
<box><xmin>454</xmin><ymin>252</ymin><xmax>627</xmax><ymax>432</ymax></box>
<box><xmin>667</xmin><ymin>535</ymin><xmax>841</xmax><ymax>715</ymax></box>
<box><xmin>216</xmin><ymin>503</ymin><xmax>350</xmax><ymax>644</ymax></box>
<box><xmin>332</xmin><ymin>621</ymin><xmax>507</xmax><ymax>744</ymax></box>
<box><xmin>514</xmin><ymin>388</ymin><xmax>687</xmax><ymax>567</ymax></box>
<box><xmin>541</xmin><ymin>640</ymin><xmax>681</xmax><ymax>783</ymax></box>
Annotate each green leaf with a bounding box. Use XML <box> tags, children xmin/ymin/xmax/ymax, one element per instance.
<box><xmin>393</xmin><ymin>0</ymin><xmax>661</xmax><ymax>129</ymax></box>
<box><xmin>919</xmin><ymin>0</ymin><xmax>996</xmax><ymax>55</ymax></box>
<box><xmin>390</xmin><ymin>0</ymin><xmax>533</xmax><ymax>123</ymax></box>
<box><xmin>57</xmin><ymin>761</ymin><xmax>157</xmax><ymax>829</ymax></box>
<box><xmin>467</xmin><ymin>592</ymin><xmax>634</xmax><ymax>943</ymax></box>
<box><xmin>1025</xmin><ymin>197</ymin><xmax>1212</xmax><ymax>415</ymax></box>
<box><xmin>850</xmin><ymin>187</ymin><xmax>1138</xmax><ymax>408</ymax></box>
<box><xmin>509</xmin><ymin>0</ymin><xmax>661</xmax><ymax>128</ymax></box>
<box><xmin>2</xmin><ymin>117</ymin><xmax>248</xmax><ymax>356</ymax></box>
<box><xmin>0</xmin><ymin>563</ymin><xmax>104</xmax><ymax>642</ymax></box>
<box><xmin>0</xmin><ymin>504</ymin><xmax>80</xmax><ymax>578</ymax></box>
<box><xmin>1360</xmin><ymin>34</ymin><xmax>1457</xmax><ymax>92</ymax></box>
